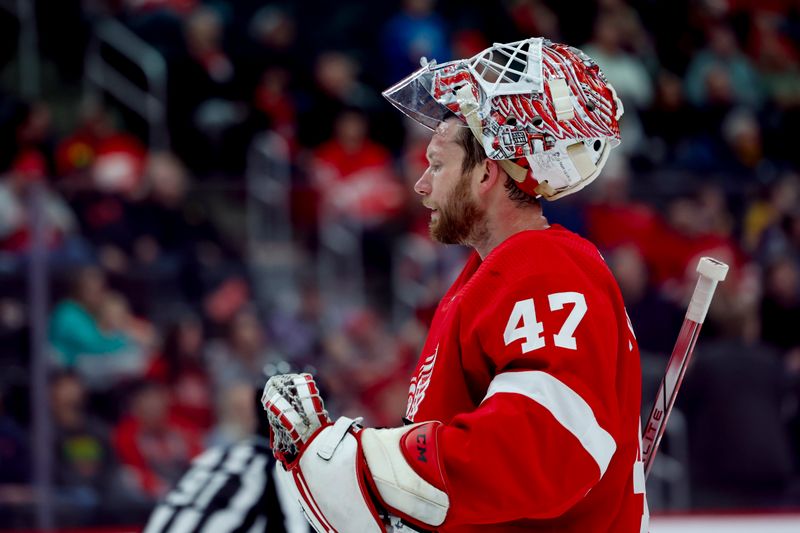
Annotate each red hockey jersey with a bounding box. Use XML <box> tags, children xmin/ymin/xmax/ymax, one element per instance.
<box><xmin>405</xmin><ymin>226</ymin><xmax>648</xmax><ymax>532</ymax></box>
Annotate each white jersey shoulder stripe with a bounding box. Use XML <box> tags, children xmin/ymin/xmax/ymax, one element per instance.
<box><xmin>483</xmin><ymin>371</ymin><xmax>617</xmax><ymax>476</ymax></box>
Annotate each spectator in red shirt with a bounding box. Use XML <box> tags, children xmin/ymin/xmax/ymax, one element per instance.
<box><xmin>583</xmin><ymin>156</ymin><xmax>660</xmax><ymax>254</ymax></box>
<box><xmin>252</xmin><ymin>66</ymin><xmax>298</xmax><ymax>151</ymax></box>
<box><xmin>311</xmin><ymin>109</ymin><xmax>408</xmax><ymax>303</ymax></box>
<box><xmin>0</xmin><ymin>150</ymin><xmax>79</xmax><ymax>254</ymax></box>
<box><xmin>55</xmin><ymin>100</ymin><xmax>146</xmax><ymax>192</ymax></box>
<box><xmin>55</xmin><ymin>102</ymin><xmax>148</xmax><ymax>273</ymax></box>
<box><xmin>146</xmin><ymin>313</ymin><xmax>214</xmax><ymax>433</ymax></box>
<box><xmin>113</xmin><ymin>381</ymin><xmax>202</xmax><ymax>500</ymax></box>
<box><xmin>641</xmin><ymin>192</ymin><xmax>746</xmax><ymax>291</ymax></box>
<box><xmin>312</xmin><ymin>108</ymin><xmax>405</xmax><ymax>227</ymax></box>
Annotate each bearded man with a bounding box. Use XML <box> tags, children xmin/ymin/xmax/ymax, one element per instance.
<box><xmin>262</xmin><ymin>38</ymin><xmax>648</xmax><ymax>532</ymax></box>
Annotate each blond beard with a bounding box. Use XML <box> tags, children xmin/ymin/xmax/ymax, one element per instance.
<box><xmin>429</xmin><ymin>172</ymin><xmax>488</xmax><ymax>246</ymax></box>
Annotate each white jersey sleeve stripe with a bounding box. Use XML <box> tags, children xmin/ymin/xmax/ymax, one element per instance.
<box><xmin>142</xmin><ymin>506</ymin><xmax>176</xmax><ymax>533</ymax></box>
<box><xmin>483</xmin><ymin>371</ymin><xmax>617</xmax><ymax>476</ymax></box>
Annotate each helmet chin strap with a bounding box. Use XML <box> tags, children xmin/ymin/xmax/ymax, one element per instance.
<box><xmin>454</xmin><ymin>85</ymin><xmax>591</xmax><ymax>201</ymax></box>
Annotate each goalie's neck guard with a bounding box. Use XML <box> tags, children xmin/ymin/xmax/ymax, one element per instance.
<box><xmin>383</xmin><ymin>37</ymin><xmax>624</xmax><ymax>201</ymax></box>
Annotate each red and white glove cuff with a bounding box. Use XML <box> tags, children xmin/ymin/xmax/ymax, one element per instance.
<box><xmin>361</xmin><ymin>421</ymin><xmax>450</xmax><ymax>528</ymax></box>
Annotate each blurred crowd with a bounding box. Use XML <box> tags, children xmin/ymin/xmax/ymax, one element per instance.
<box><xmin>1</xmin><ymin>0</ymin><xmax>800</xmax><ymax>528</ymax></box>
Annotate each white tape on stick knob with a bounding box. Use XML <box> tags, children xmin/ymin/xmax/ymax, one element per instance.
<box><xmin>686</xmin><ymin>257</ymin><xmax>729</xmax><ymax>324</ymax></box>
<box><xmin>697</xmin><ymin>257</ymin><xmax>729</xmax><ymax>281</ymax></box>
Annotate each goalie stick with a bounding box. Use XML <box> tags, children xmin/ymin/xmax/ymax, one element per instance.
<box><xmin>642</xmin><ymin>257</ymin><xmax>729</xmax><ymax>478</ymax></box>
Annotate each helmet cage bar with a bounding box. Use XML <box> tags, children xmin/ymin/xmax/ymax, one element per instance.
<box><xmin>467</xmin><ymin>39</ymin><xmax>544</xmax><ymax>97</ymax></box>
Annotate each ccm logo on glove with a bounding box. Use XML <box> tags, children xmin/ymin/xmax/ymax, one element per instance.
<box><xmin>416</xmin><ymin>432</ymin><xmax>428</xmax><ymax>463</ymax></box>
<box><xmin>400</xmin><ymin>423</ymin><xmax>444</xmax><ymax>488</ymax></box>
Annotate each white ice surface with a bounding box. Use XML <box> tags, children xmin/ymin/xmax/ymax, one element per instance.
<box><xmin>650</xmin><ymin>514</ymin><xmax>800</xmax><ymax>533</ymax></box>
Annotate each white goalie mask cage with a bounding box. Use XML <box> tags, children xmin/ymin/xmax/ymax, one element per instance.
<box><xmin>383</xmin><ymin>37</ymin><xmax>624</xmax><ymax>200</ymax></box>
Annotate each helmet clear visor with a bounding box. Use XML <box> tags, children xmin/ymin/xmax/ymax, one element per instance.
<box><xmin>382</xmin><ymin>63</ymin><xmax>466</xmax><ymax>131</ymax></box>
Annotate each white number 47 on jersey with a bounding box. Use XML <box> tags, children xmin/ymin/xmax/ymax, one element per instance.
<box><xmin>504</xmin><ymin>292</ymin><xmax>587</xmax><ymax>353</ymax></box>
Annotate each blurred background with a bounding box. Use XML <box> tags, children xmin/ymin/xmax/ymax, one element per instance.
<box><xmin>0</xmin><ymin>0</ymin><xmax>799</xmax><ymax>530</ymax></box>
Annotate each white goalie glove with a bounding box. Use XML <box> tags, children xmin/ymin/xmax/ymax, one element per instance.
<box><xmin>262</xmin><ymin>374</ymin><xmax>450</xmax><ymax>533</ymax></box>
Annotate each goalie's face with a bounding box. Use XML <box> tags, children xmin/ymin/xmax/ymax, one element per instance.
<box><xmin>415</xmin><ymin>119</ymin><xmax>487</xmax><ymax>245</ymax></box>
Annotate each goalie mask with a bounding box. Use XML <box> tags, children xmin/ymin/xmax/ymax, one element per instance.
<box><xmin>383</xmin><ymin>37</ymin><xmax>624</xmax><ymax>200</ymax></box>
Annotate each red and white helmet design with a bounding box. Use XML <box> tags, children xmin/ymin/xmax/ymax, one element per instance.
<box><xmin>383</xmin><ymin>38</ymin><xmax>624</xmax><ymax>200</ymax></box>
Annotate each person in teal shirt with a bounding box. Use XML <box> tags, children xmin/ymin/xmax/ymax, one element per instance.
<box><xmin>48</xmin><ymin>267</ymin><xmax>132</xmax><ymax>367</ymax></box>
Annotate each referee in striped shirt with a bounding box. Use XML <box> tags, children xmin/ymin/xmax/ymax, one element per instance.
<box><xmin>142</xmin><ymin>387</ymin><xmax>309</xmax><ymax>533</ymax></box>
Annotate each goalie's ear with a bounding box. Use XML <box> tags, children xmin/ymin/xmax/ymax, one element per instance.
<box><xmin>478</xmin><ymin>158</ymin><xmax>502</xmax><ymax>187</ymax></box>
<box><xmin>474</xmin><ymin>158</ymin><xmax>507</xmax><ymax>208</ymax></box>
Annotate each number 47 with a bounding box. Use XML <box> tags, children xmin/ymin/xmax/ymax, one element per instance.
<box><xmin>503</xmin><ymin>292</ymin><xmax>587</xmax><ymax>353</ymax></box>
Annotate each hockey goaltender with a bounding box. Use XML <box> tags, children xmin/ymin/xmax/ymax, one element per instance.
<box><xmin>262</xmin><ymin>37</ymin><xmax>648</xmax><ymax>533</ymax></box>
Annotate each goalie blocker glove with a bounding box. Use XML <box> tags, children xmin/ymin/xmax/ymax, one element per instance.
<box><xmin>262</xmin><ymin>373</ymin><xmax>450</xmax><ymax>532</ymax></box>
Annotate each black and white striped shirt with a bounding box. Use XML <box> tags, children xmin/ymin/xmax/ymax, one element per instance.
<box><xmin>143</xmin><ymin>437</ymin><xmax>309</xmax><ymax>533</ymax></box>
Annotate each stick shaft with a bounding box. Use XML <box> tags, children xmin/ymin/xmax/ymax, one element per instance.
<box><xmin>641</xmin><ymin>318</ymin><xmax>702</xmax><ymax>477</ymax></box>
<box><xmin>642</xmin><ymin>257</ymin><xmax>728</xmax><ymax>479</ymax></box>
